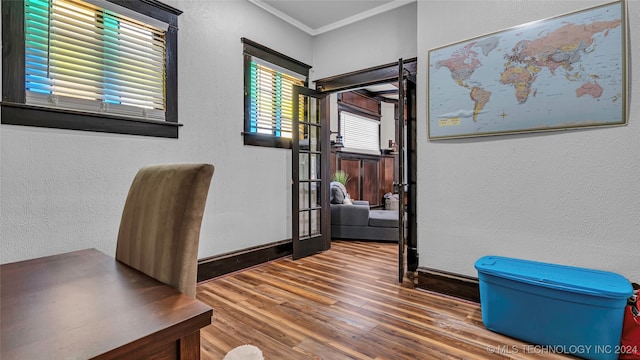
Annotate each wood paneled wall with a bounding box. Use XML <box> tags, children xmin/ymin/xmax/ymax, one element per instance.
<box><xmin>338</xmin><ymin>91</ymin><xmax>380</xmax><ymax>117</ymax></box>
<box><xmin>330</xmin><ymin>151</ymin><xmax>395</xmax><ymax>208</ymax></box>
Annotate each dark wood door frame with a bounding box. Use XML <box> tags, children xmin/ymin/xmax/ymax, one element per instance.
<box><xmin>315</xmin><ymin>59</ymin><xmax>416</xmax><ymax>93</ymax></box>
<box><xmin>315</xmin><ymin>58</ymin><xmax>418</xmax><ymax>274</ymax></box>
<box><xmin>405</xmin><ymin>76</ymin><xmax>417</xmax><ymax>273</ymax></box>
<box><xmin>397</xmin><ymin>58</ymin><xmax>406</xmax><ymax>283</ymax></box>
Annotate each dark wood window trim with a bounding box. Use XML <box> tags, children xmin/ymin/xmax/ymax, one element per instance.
<box><xmin>242</xmin><ymin>37</ymin><xmax>311</xmax><ymax>149</ymax></box>
<box><xmin>1</xmin><ymin>0</ymin><xmax>183</xmax><ymax>138</ymax></box>
<box><xmin>337</xmin><ymin>91</ymin><xmax>382</xmax><ymax>120</ymax></box>
<box><xmin>337</xmin><ymin>103</ymin><xmax>381</xmax><ymax>121</ymax></box>
<box><xmin>315</xmin><ymin>58</ymin><xmax>417</xmax><ymax>93</ymax></box>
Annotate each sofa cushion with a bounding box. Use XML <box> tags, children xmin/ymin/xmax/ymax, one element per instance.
<box><xmin>330</xmin><ymin>182</ymin><xmax>347</xmax><ymax>204</ymax></box>
<box><xmin>369</xmin><ymin>210</ymin><xmax>398</xmax><ymax>228</ymax></box>
<box><xmin>330</xmin><ymin>203</ymin><xmax>369</xmax><ymax>226</ymax></box>
<box><xmin>331</xmin><ymin>224</ymin><xmax>398</xmax><ymax>242</ymax></box>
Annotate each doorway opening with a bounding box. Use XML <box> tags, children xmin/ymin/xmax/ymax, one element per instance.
<box><xmin>328</xmin><ymin>89</ymin><xmax>395</xmax><ymax>209</ymax></box>
<box><xmin>314</xmin><ymin>58</ymin><xmax>418</xmax><ymax>278</ymax></box>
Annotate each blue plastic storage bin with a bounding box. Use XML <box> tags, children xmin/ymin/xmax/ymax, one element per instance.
<box><xmin>475</xmin><ymin>256</ymin><xmax>632</xmax><ymax>360</ymax></box>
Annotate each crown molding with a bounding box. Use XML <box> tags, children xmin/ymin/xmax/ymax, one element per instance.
<box><xmin>248</xmin><ymin>0</ymin><xmax>315</xmax><ymax>34</ymax></box>
<box><xmin>248</xmin><ymin>0</ymin><xmax>416</xmax><ymax>36</ymax></box>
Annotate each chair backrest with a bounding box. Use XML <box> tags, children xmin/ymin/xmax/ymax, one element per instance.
<box><xmin>116</xmin><ymin>163</ymin><xmax>214</xmax><ymax>297</ymax></box>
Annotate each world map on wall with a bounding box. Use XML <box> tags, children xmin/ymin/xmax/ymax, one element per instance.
<box><xmin>428</xmin><ymin>1</ymin><xmax>626</xmax><ymax>139</ymax></box>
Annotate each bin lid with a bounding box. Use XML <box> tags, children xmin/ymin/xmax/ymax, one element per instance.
<box><xmin>474</xmin><ymin>256</ymin><xmax>632</xmax><ymax>299</ymax></box>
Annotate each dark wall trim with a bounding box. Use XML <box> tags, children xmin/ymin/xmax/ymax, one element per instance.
<box><xmin>197</xmin><ymin>239</ymin><xmax>292</xmax><ymax>282</ymax></box>
<box><xmin>416</xmin><ymin>267</ymin><xmax>480</xmax><ymax>303</ymax></box>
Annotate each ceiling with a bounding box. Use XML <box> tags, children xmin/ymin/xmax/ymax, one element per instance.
<box><xmin>248</xmin><ymin>0</ymin><xmax>415</xmax><ymax>36</ymax></box>
<box><xmin>356</xmin><ymin>83</ymin><xmax>399</xmax><ymax>101</ymax></box>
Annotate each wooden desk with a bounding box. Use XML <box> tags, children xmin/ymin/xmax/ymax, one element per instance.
<box><xmin>0</xmin><ymin>249</ymin><xmax>212</xmax><ymax>360</ymax></box>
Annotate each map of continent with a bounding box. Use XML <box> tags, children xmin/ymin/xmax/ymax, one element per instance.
<box><xmin>428</xmin><ymin>2</ymin><xmax>625</xmax><ymax>139</ymax></box>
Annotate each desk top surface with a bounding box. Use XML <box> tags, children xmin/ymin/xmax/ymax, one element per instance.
<box><xmin>0</xmin><ymin>249</ymin><xmax>212</xmax><ymax>360</ymax></box>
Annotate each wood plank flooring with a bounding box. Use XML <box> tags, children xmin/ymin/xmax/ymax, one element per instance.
<box><xmin>196</xmin><ymin>241</ymin><xmax>577</xmax><ymax>359</ymax></box>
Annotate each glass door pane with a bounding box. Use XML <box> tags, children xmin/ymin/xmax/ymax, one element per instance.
<box><xmin>292</xmin><ymin>86</ymin><xmax>330</xmax><ymax>260</ymax></box>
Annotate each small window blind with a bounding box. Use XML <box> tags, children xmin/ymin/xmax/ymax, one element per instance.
<box><xmin>340</xmin><ymin>111</ymin><xmax>380</xmax><ymax>154</ymax></box>
<box><xmin>24</xmin><ymin>0</ymin><xmax>168</xmax><ymax>120</ymax></box>
<box><xmin>248</xmin><ymin>58</ymin><xmax>305</xmax><ymax>139</ymax></box>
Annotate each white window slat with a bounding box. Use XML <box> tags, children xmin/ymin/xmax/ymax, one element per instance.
<box><xmin>340</xmin><ymin>112</ymin><xmax>380</xmax><ymax>154</ymax></box>
<box><xmin>24</xmin><ymin>0</ymin><xmax>167</xmax><ymax>120</ymax></box>
<box><xmin>249</xmin><ymin>59</ymin><xmax>305</xmax><ymax>138</ymax></box>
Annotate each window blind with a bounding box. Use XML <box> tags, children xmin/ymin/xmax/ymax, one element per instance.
<box><xmin>248</xmin><ymin>58</ymin><xmax>305</xmax><ymax>139</ymax></box>
<box><xmin>24</xmin><ymin>0</ymin><xmax>167</xmax><ymax>120</ymax></box>
<box><xmin>340</xmin><ymin>111</ymin><xmax>380</xmax><ymax>154</ymax></box>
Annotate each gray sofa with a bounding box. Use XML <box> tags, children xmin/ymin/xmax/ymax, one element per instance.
<box><xmin>330</xmin><ymin>200</ymin><xmax>399</xmax><ymax>242</ymax></box>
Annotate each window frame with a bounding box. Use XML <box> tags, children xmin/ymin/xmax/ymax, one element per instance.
<box><xmin>1</xmin><ymin>0</ymin><xmax>182</xmax><ymax>138</ymax></box>
<box><xmin>242</xmin><ymin>37</ymin><xmax>311</xmax><ymax>149</ymax></box>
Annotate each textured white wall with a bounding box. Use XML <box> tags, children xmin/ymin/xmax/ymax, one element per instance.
<box><xmin>417</xmin><ymin>0</ymin><xmax>640</xmax><ymax>280</ymax></box>
<box><xmin>0</xmin><ymin>0</ymin><xmax>313</xmax><ymax>263</ymax></box>
<box><xmin>311</xmin><ymin>2</ymin><xmax>417</xmax><ymax>81</ymax></box>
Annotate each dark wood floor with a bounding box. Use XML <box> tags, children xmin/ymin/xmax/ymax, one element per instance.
<box><xmin>196</xmin><ymin>241</ymin><xmax>576</xmax><ymax>359</ymax></box>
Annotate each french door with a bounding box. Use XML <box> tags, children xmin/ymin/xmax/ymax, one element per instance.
<box><xmin>396</xmin><ymin>59</ymin><xmax>407</xmax><ymax>283</ymax></box>
<box><xmin>291</xmin><ymin>86</ymin><xmax>330</xmax><ymax>260</ymax></box>
<box><xmin>396</xmin><ymin>58</ymin><xmax>418</xmax><ymax>282</ymax></box>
